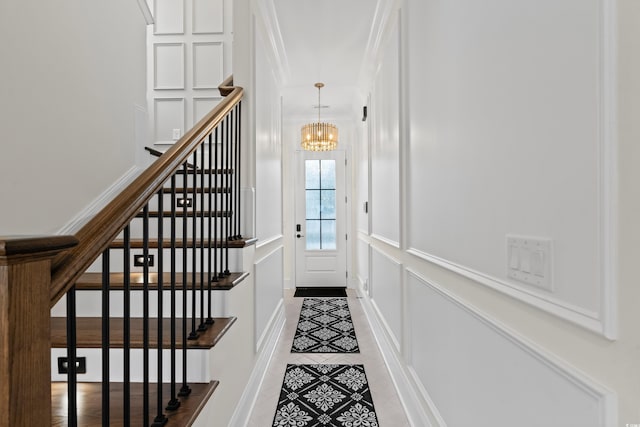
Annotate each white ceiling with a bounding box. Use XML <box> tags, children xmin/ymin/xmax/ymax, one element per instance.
<box><xmin>271</xmin><ymin>0</ymin><xmax>380</xmax><ymax>120</ymax></box>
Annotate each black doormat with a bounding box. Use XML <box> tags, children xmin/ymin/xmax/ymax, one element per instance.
<box><xmin>294</xmin><ymin>287</ymin><xmax>347</xmax><ymax>298</ymax></box>
<box><xmin>272</xmin><ymin>364</ymin><xmax>379</xmax><ymax>426</ymax></box>
<box><xmin>292</xmin><ymin>298</ymin><xmax>359</xmax><ymax>353</ymax></box>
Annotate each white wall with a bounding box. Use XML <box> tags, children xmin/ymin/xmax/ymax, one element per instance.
<box><xmin>0</xmin><ymin>0</ymin><xmax>147</xmax><ymax>235</ymax></box>
<box><xmin>355</xmin><ymin>0</ymin><xmax>640</xmax><ymax>424</ymax></box>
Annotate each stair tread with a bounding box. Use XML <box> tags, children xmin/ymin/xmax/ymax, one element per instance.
<box><xmin>109</xmin><ymin>237</ymin><xmax>256</xmax><ymax>249</ymax></box>
<box><xmin>52</xmin><ymin>380</ymin><xmax>217</xmax><ymax>427</ymax></box>
<box><xmin>75</xmin><ymin>271</ymin><xmax>248</xmax><ymax>291</ymax></box>
<box><xmin>51</xmin><ymin>316</ymin><xmax>236</xmax><ymax>349</ymax></box>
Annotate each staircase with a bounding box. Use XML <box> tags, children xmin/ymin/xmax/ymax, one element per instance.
<box><xmin>0</xmin><ymin>77</ymin><xmax>250</xmax><ymax>426</ymax></box>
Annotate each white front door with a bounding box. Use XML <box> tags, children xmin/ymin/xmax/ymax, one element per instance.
<box><xmin>295</xmin><ymin>150</ymin><xmax>347</xmax><ymax>287</ymax></box>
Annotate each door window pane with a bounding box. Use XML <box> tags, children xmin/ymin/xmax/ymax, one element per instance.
<box><xmin>306</xmin><ymin>220</ymin><xmax>321</xmax><ymax>250</ymax></box>
<box><xmin>320</xmin><ymin>160</ymin><xmax>336</xmax><ymax>189</ymax></box>
<box><xmin>306</xmin><ymin>190</ymin><xmax>320</xmax><ymax>219</ymax></box>
<box><xmin>305</xmin><ymin>160</ymin><xmax>320</xmax><ymax>189</ymax></box>
<box><xmin>321</xmin><ymin>220</ymin><xmax>336</xmax><ymax>250</ymax></box>
<box><xmin>320</xmin><ymin>189</ymin><xmax>335</xmax><ymax>219</ymax></box>
<box><xmin>305</xmin><ymin>159</ymin><xmax>337</xmax><ymax>250</ymax></box>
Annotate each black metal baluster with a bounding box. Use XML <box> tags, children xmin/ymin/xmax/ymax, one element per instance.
<box><xmin>189</xmin><ymin>151</ymin><xmax>199</xmax><ymax>341</ymax></box>
<box><xmin>198</xmin><ymin>144</ymin><xmax>207</xmax><ymax>332</ymax></box>
<box><xmin>153</xmin><ymin>193</ymin><xmax>168</xmax><ymax>426</ymax></box>
<box><xmin>123</xmin><ymin>225</ymin><xmax>131</xmax><ymax>426</ymax></box>
<box><xmin>213</xmin><ymin>126</ymin><xmax>220</xmax><ymax>282</ymax></box>
<box><xmin>229</xmin><ymin>107</ymin><xmax>236</xmax><ymax>241</ymax></box>
<box><xmin>235</xmin><ymin>103</ymin><xmax>242</xmax><ymax>239</ymax></box>
<box><xmin>66</xmin><ymin>286</ymin><xmax>78</xmax><ymax>427</ymax></box>
<box><xmin>102</xmin><ymin>250</ymin><xmax>110</xmax><ymax>427</ymax></box>
<box><xmin>224</xmin><ymin>113</ymin><xmax>231</xmax><ymax>276</ymax></box>
<box><xmin>237</xmin><ymin>102</ymin><xmax>243</xmax><ymax>239</ymax></box>
<box><xmin>167</xmin><ymin>175</ymin><xmax>181</xmax><ymax>410</ymax></box>
<box><xmin>143</xmin><ymin>205</ymin><xmax>150</xmax><ymax>427</ymax></box>
<box><xmin>207</xmin><ymin>132</ymin><xmax>214</xmax><ymax>325</ymax></box>
<box><xmin>179</xmin><ymin>162</ymin><xmax>191</xmax><ymax>398</ymax></box>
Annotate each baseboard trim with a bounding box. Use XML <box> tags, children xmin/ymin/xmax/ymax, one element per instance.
<box><xmin>57</xmin><ymin>166</ymin><xmax>142</xmax><ymax>235</ymax></box>
<box><xmin>357</xmin><ymin>287</ymin><xmax>436</xmax><ymax>427</ymax></box>
<box><xmin>228</xmin><ymin>303</ymin><xmax>285</xmax><ymax>427</ymax></box>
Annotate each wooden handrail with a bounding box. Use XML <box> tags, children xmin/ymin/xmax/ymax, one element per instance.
<box><xmin>50</xmin><ymin>77</ymin><xmax>243</xmax><ymax>306</ymax></box>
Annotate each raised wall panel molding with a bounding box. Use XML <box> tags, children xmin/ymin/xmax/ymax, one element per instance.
<box><xmin>193</xmin><ymin>0</ymin><xmax>224</xmax><ymax>34</ymax></box>
<box><xmin>407</xmin><ymin>247</ymin><xmax>606</xmax><ymax>336</ymax></box>
<box><xmin>192</xmin><ymin>42</ymin><xmax>224</xmax><ymax>90</ymax></box>
<box><xmin>254</xmin><ymin>245</ymin><xmax>284</xmax><ymax>350</ymax></box>
<box><xmin>370</xmin><ymin>246</ymin><xmax>403</xmax><ymax>351</ymax></box>
<box><xmin>358</xmin><ymin>281</ymin><xmax>436</xmax><ymax>426</ymax></box>
<box><xmin>153</xmin><ymin>43</ymin><xmax>185</xmax><ymax>90</ymax></box>
<box><xmin>153</xmin><ymin>0</ymin><xmax>185</xmax><ymax>35</ymax></box>
<box><xmin>370</xmin><ymin>233</ymin><xmax>400</xmax><ymax>249</ymax></box>
<box><xmin>153</xmin><ymin>97</ymin><xmax>185</xmax><ymax>144</ymax></box>
<box><xmin>405</xmin><ymin>269</ymin><xmax>617</xmax><ymax>426</ymax></box>
<box><xmin>598</xmin><ymin>0</ymin><xmax>619</xmax><ymax>340</ymax></box>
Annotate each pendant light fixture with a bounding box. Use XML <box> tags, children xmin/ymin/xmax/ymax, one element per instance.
<box><xmin>301</xmin><ymin>83</ymin><xmax>338</xmax><ymax>151</ymax></box>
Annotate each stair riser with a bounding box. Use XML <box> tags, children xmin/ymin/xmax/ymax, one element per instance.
<box><xmin>85</xmin><ymin>248</ymin><xmax>243</xmax><ymax>274</ymax></box>
<box><xmin>115</xmin><ymin>221</ymin><xmax>238</xmax><ymax>242</ymax></box>
<box><xmin>144</xmin><ymin>193</ymin><xmax>234</xmax><ymax>211</ymax></box>
<box><xmin>51</xmin><ymin>290</ymin><xmax>229</xmax><ymax>318</ymax></box>
<box><xmin>51</xmin><ymin>348</ymin><xmax>211</xmax><ymax>383</ymax></box>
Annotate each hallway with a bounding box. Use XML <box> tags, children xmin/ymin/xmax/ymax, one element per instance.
<box><xmin>246</xmin><ymin>290</ymin><xmax>410</xmax><ymax>426</ymax></box>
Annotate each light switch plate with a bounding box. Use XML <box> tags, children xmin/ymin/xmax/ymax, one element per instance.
<box><xmin>506</xmin><ymin>235</ymin><xmax>553</xmax><ymax>291</ymax></box>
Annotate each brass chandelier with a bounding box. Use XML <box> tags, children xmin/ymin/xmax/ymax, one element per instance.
<box><xmin>301</xmin><ymin>83</ymin><xmax>338</xmax><ymax>151</ymax></box>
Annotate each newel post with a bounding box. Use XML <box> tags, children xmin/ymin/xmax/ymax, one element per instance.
<box><xmin>0</xmin><ymin>236</ymin><xmax>78</xmax><ymax>427</ymax></box>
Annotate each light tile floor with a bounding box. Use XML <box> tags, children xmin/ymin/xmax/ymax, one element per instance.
<box><xmin>246</xmin><ymin>289</ymin><xmax>411</xmax><ymax>426</ymax></box>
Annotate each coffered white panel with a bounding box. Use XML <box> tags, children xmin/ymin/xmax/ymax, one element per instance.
<box><xmin>193</xmin><ymin>0</ymin><xmax>224</xmax><ymax>34</ymax></box>
<box><xmin>193</xmin><ymin>42</ymin><xmax>223</xmax><ymax>90</ymax></box>
<box><xmin>154</xmin><ymin>98</ymin><xmax>185</xmax><ymax>143</ymax></box>
<box><xmin>154</xmin><ymin>43</ymin><xmax>185</xmax><ymax>90</ymax></box>
<box><xmin>153</xmin><ymin>0</ymin><xmax>185</xmax><ymax>35</ymax></box>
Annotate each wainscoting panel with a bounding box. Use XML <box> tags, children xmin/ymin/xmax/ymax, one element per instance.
<box><xmin>254</xmin><ymin>245</ymin><xmax>284</xmax><ymax>349</ymax></box>
<box><xmin>406</xmin><ymin>270</ymin><xmax>614</xmax><ymax>426</ymax></box>
<box><xmin>370</xmin><ymin>246</ymin><xmax>402</xmax><ymax>350</ymax></box>
<box><xmin>153</xmin><ymin>98</ymin><xmax>185</xmax><ymax>144</ymax></box>
<box><xmin>356</xmin><ymin>238</ymin><xmax>370</xmax><ymax>295</ymax></box>
<box><xmin>192</xmin><ymin>0</ymin><xmax>224</xmax><ymax>34</ymax></box>
<box><xmin>192</xmin><ymin>42</ymin><xmax>223</xmax><ymax>89</ymax></box>
<box><xmin>153</xmin><ymin>43</ymin><xmax>185</xmax><ymax>90</ymax></box>
<box><xmin>153</xmin><ymin>0</ymin><xmax>185</xmax><ymax>35</ymax></box>
<box><xmin>370</xmin><ymin>14</ymin><xmax>401</xmax><ymax>247</ymax></box>
<box><xmin>148</xmin><ymin>0</ymin><xmax>232</xmax><ymax>145</ymax></box>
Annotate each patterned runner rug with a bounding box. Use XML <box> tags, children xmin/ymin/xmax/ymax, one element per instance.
<box><xmin>272</xmin><ymin>364</ymin><xmax>379</xmax><ymax>427</ymax></box>
<box><xmin>291</xmin><ymin>298</ymin><xmax>359</xmax><ymax>353</ymax></box>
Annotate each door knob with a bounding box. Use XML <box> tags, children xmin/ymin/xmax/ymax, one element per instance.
<box><xmin>296</xmin><ymin>234</ymin><xmax>304</xmax><ymax>238</ymax></box>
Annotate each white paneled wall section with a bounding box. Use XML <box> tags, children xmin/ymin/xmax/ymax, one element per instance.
<box><xmin>352</xmin><ymin>0</ymin><xmax>636</xmax><ymax>424</ymax></box>
<box><xmin>254</xmin><ymin>16</ymin><xmax>284</xmax><ymax>245</ymax></box>
<box><xmin>147</xmin><ymin>0</ymin><xmax>232</xmax><ymax>145</ymax></box>
<box><xmin>370</xmin><ymin>14</ymin><xmax>401</xmax><ymax>247</ymax></box>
